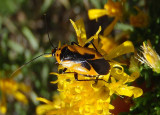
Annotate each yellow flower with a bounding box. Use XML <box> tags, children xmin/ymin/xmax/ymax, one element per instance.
<box><xmin>138</xmin><ymin>40</ymin><xmax>160</xmax><ymax>73</ymax></box>
<box><xmin>88</xmin><ymin>0</ymin><xmax>124</xmax><ymax>20</ymax></box>
<box><xmin>0</xmin><ymin>78</ymin><xmax>30</xmax><ymax>114</ymax></box>
<box><xmin>109</xmin><ymin>64</ymin><xmax>142</xmax><ymax>98</ymax></box>
<box><xmin>130</xmin><ymin>7</ymin><xmax>149</xmax><ymax>28</ymax></box>
<box><xmin>107</xmin><ymin>76</ymin><xmax>142</xmax><ymax>98</ymax></box>
<box><xmin>88</xmin><ymin>0</ymin><xmax>125</xmax><ymax>36</ymax></box>
<box><xmin>36</xmin><ymin>19</ymin><xmax>143</xmax><ymax>115</ymax></box>
<box><xmin>37</xmin><ymin>73</ymin><xmax>114</xmax><ymax>115</ymax></box>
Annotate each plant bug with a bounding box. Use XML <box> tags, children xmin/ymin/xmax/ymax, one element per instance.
<box><xmin>51</xmin><ymin>41</ymin><xmax>110</xmax><ymax>82</ymax></box>
<box><xmin>10</xmin><ymin>17</ymin><xmax>110</xmax><ymax>83</ymax></box>
<box><xmin>10</xmin><ymin>40</ymin><xmax>110</xmax><ymax>83</ymax></box>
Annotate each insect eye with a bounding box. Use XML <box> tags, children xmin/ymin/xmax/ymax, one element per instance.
<box><xmin>52</xmin><ymin>48</ymin><xmax>57</xmax><ymax>56</ymax></box>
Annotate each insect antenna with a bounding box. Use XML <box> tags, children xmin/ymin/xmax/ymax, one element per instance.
<box><xmin>10</xmin><ymin>15</ymin><xmax>54</xmax><ymax>78</ymax></box>
<box><xmin>10</xmin><ymin>52</ymin><xmax>52</xmax><ymax>78</ymax></box>
<box><xmin>44</xmin><ymin>14</ymin><xmax>55</xmax><ymax>48</ymax></box>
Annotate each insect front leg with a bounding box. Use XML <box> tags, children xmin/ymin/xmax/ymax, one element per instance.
<box><xmin>71</xmin><ymin>42</ymin><xmax>80</xmax><ymax>46</ymax></box>
<box><xmin>58</xmin><ymin>67</ymin><xmax>67</xmax><ymax>74</ymax></box>
<box><xmin>61</xmin><ymin>71</ymin><xmax>107</xmax><ymax>83</ymax></box>
<box><xmin>62</xmin><ymin>68</ymin><xmax>67</xmax><ymax>73</ymax></box>
<box><xmin>84</xmin><ymin>42</ymin><xmax>91</xmax><ymax>47</ymax></box>
<box><xmin>71</xmin><ymin>41</ymin><xmax>94</xmax><ymax>49</ymax></box>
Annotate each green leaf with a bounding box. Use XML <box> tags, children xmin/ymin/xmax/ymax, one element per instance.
<box><xmin>8</xmin><ymin>40</ymin><xmax>24</xmax><ymax>54</ymax></box>
<box><xmin>22</xmin><ymin>26</ymin><xmax>39</xmax><ymax>50</ymax></box>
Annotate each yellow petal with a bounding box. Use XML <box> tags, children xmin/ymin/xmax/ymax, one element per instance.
<box><xmin>18</xmin><ymin>83</ymin><xmax>30</xmax><ymax>93</ymax></box>
<box><xmin>70</xmin><ymin>19</ymin><xmax>87</xmax><ymax>46</ymax></box>
<box><xmin>0</xmin><ymin>103</ymin><xmax>7</xmax><ymax>114</ymax></box>
<box><xmin>104</xmin><ymin>41</ymin><xmax>134</xmax><ymax>60</ymax></box>
<box><xmin>37</xmin><ymin>97</ymin><xmax>52</xmax><ymax>104</ymax></box>
<box><xmin>109</xmin><ymin>104</ymin><xmax>114</xmax><ymax>110</ymax></box>
<box><xmin>103</xmin><ymin>17</ymin><xmax>119</xmax><ymax>36</ymax></box>
<box><xmin>116</xmin><ymin>86</ymin><xmax>143</xmax><ymax>98</ymax></box>
<box><xmin>50</xmin><ymin>80</ymin><xmax>59</xmax><ymax>84</ymax></box>
<box><xmin>104</xmin><ymin>0</ymin><xmax>123</xmax><ymax>18</ymax></box>
<box><xmin>132</xmin><ymin>87</ymin><xmax>143</xmax><ymax>98</ymax></box>
<box><xmin>88</xmin><ymin>9</ymin><xmax>107</xmax><ymax>20</ymax></box>
<box><xmin>13</xmin><ymin>91</ymin><xmax>28</xmax><ymax>104</ymax></box>
<box><xmin>116</xmin><ymin>86</ymin><xmax>133</xmax><ymax>97</ymax></box>
<box><xmin>36</xmin><ymin>105</ymin><xmax>55</xmax><ymax>115</ymax></box>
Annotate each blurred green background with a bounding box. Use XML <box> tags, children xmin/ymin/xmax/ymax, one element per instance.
<box><xmin>1</xmin><ymin>0</ymin><xmax>160</xmax><ymax>115</ymax></box>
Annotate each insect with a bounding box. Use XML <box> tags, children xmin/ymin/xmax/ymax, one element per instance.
<box><xmin>51</xmin><ymin>41</ymin><xmax>110</xmax><ymax>82</ymax></box>
<box><xmin>10</xmin><ymin>39</ymin><xmax>110</xmax><ymax>82</ymax></box>
<box><xmin>10</xmin><ymin>16</ymin><xmax>110</xmax><ymax>82</ymax></box>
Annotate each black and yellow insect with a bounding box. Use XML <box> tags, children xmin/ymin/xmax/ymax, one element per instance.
<box><xmin>51</xmin><ymin>41</ymin><xmax>110</xmax><ymax>81</ymax></box>
<box><xmin>10</xmin><ymin>16</ymin><xmax>110</xmax><ymax>82</ymax></box>
<box><xmin>8</xmin><ymin>15</ymin><xmax>110</xmax><ymax>81</ymax></box>
<box><xmin>10</xmin><ymin>40</ymin><xmax>110</xmax><ymax>82</ymax></box>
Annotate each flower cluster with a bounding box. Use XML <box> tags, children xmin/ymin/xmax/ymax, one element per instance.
<box><xmin>2</xmin><ymin>0</ymin><xmax>160</xmax><ymax>114</ymax></box>
<box><xmin>88</xmin><ymin>0</ymin><xmax>124</xmax><ymax>20</ymax></box>
<box><xmin>88</xmin><ymin>0</ymin><xmax>124</xmax><ymax>36</ymax></box>
<box><xmin>36</xmin><ymin>19</ymin><xmax>143</xmax><ymax>115</ymax></box>
<box><xmin>0</xmin><ymin>78</ymin><xmax>30</xmax><ymax>114</ymax></box>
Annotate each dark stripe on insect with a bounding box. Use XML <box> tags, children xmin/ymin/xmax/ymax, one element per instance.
<box><xmin>60</xmin><ymin>46</ymin><xmax>95</xmax><ymax>61</ymax></box>
<box><xmin>87</xmin><ymin>58</ymin><xmax>110</xmax><ymax>75</ymax></box>
<box><xmin>80</xmin><ymin>61</ymin><xmax>91</xmax><ymax>70</ymax></box>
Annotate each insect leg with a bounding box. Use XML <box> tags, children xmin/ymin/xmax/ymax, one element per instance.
<box><xmin>74</xmin><ymin>73</ymin><xmax>106</xmax><ymax>82</ymax></box>
<box><xmin>84</xmin><ymin>42</ymin><xmax>91</xmax><ymax>47</ymax></box>
<box><xmin>84</xmin><ymin>41</ymin><xmax>98</xmax><ymax>51</ymax></box>
<box><xmin>74</xmin><ymin>72</ymin><xmax>92</xmax><ymax>81</ymax></box>
<box><xmin>61</xmin><ymin>72</ymin><xmax>106</xmax><ymax>82</ymax></box>
<box><xmin>71</xmin><ymin>42</ymin><xmax>80</xmax><ymax>46</ymax></box>
<box><xmin>94</xmin><ymin>76</ymin><xmax>99</xmax><ymax>84</ymax></box>
<box><xmin>74</xmin><ymin>73</ymin><xmax>95</xmax><ymax>81</ymax></box>
<box><xmin>62</xmin><ymin>68</ymin><xmax>67</xmax><ymax>73</ymax></box>
<box><xmin>58</xmin><ymin>68</ymin><xmax>67</xmax><ymax>74</ymax></box>
<box><xmin>71</xmin><ymin>41</ymin><xmax>98</xmax><ymax>51</ymax></box>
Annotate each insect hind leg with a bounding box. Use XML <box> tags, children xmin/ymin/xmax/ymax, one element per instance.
<box><xmin>60</xmin><ymin>71</ymin><xmax>107</xmax><ymax>83</ymax></box>
<box><xmin>74</xmin><ymin>73</ymin><xmax>107</xmax><ymax>83</ymax></box>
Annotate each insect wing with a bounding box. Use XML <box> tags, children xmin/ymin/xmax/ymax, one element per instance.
<box><xmin>87</xmin><ymin>58</ymin><xmax>110</xmax><ymax>75</ymax></box>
